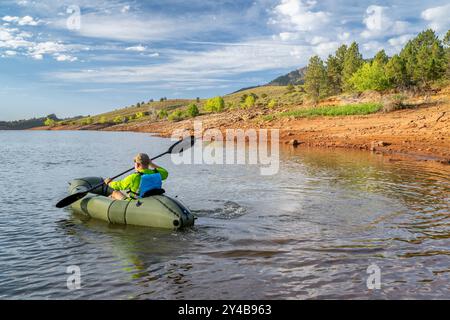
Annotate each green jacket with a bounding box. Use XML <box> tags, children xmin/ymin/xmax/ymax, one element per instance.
<box><xmin>109</xmin><ymin>167</ymin><xmax>168</xmax><ymax>195</ymax></box>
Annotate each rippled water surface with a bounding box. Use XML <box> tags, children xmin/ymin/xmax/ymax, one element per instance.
<box><xmin>0</xmin><ymin>131</ymin><xmax>449</xmax><ymax>299</ymax></box>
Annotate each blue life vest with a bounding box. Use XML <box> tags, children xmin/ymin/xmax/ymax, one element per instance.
<box><xmin>138</xmin><ymin>173</ymin><xmax>162</xmax><ymax>198</ymax></box>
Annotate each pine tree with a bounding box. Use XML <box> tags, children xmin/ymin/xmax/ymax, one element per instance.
<box><xmin>326</xmin><ymin>44</ymin><xmax>347</xmax><ymax>95</ymax></box>
<box><xmin>304</xmin><ymin>55</ymin><xmax>328</xmax><ymax>106</ymax></box>
<box><xmin>326</xmin><ymin>55</ymin><xmax>341</xmax><ymax>95</ymax></box>
<box><xmin>444</xmin><ymin>29</ymin><xmax>450</xmax><ymax>78</ymax></box>
<box><xmin>385</xmin><ymin>54</ymin><xmax>408</xmax><ymax>88</ymax></box>
<box><xmin>342</xmin><ymin>42</ymin><xmax>364</xmax><ymax>91</ymax></box>
<box><xmin>400</xmin><ymin>29</ymin><xmax>446</xmax><ymax>87</ymax></box>
<box><xmin>373</xmin><ymin>49</ymin><xmax>389</xmax><ymax>65</ymax></box>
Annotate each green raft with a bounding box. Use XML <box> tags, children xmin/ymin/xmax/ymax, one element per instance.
<box><xmin>68</xmin><ymin>177</ymin><xmax>195</xmax><ymax>230</ymax></box>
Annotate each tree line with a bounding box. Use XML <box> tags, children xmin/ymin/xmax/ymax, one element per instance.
<box><xmin>304</xmin><ymin>29</ymin><xmax>450</xmax><ymax>104</ymax></box>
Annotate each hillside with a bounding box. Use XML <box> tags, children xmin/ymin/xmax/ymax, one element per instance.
<box><xmin>268</xmin><ymin>67</ymin><xmax>307</xmax><ymax>86</ymax></box>
<box><xmin>0</xmin><ymin>114</ymin><xmax>74</xmax><ymax>130</ymax></box>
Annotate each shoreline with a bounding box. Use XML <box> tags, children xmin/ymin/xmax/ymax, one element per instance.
<box><xmin>30</xmin><ymin>100</ymin><xmax>449</xmax><ymax>165</ymax></box>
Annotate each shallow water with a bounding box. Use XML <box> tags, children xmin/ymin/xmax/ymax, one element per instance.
<box><xmin>0</xmin><ymin>131</ymin><xmax>449</xmax><ymax>299</ymax></box>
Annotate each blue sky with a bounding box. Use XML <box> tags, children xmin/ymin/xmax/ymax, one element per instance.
<box><xmin>0</xmin><ymin>0</ymin><xmax>449</xmax><ymax>121</ymax></box>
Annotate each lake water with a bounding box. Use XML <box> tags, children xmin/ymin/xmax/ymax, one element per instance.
<box><xmin>0</xmin><ymin>130</ymin><xmax>449</xmax><ymax>299</ymax></box>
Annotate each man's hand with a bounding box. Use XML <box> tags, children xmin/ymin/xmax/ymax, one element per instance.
<box><xmin>104</xmin><ymin>178</ymin><xmax>112</xmax><ymax>185</ymax></box>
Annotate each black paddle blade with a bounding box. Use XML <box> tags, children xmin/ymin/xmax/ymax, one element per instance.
<box><xmin>168</xmin><ymin>135</ymin><xmax>196</xmax><ymax>154</ymax></box>
<box><xmin>55</xmin><ymin>191</ymin><xmax>88</xmax><ymax>208</ymax></box>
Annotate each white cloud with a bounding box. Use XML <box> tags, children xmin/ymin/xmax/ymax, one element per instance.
<box><xmin>125</xmin><ymin>45</ymin><xmax>146</xmax><ymax>52</ymax></box>
<box><xmin>2</xmin><ymin>16</ymin><xmax>18</xmax><ymax>23</ymax></box>
<box><xmin>361</xmin><ymin>5</ymin><xmax>409</xmax><ymax>39</ymax></box>
<box><xmin>313</xmin><ymin>41</ymin><xmax>339</xmax><ymax>57</ymax></box>
<box><xmin>18</xmin><ymin>16</ymin><xmax>39</xmax><ymax>26</ymax></box>
<box><xmin>310</xmin><ymin>36</ymin><xmax>328</xmax><ymax>45</ymax></box>
<box><xmin>388</xmin><ymin>34</ymin><xmax>414</xmax><ymax>47</ymax></box>
<box><xmin>54</xmin><ymin>54</ymin><xmax>77</xmax><ymax>62</ymax></box>
<box><xmin>0</xmin><ymin>26</ymin><xmax>34</xmax><ymax>49</ymax></box>
<box><xmin>362</xmin><ymin>41</ymin><xmax>385</xmax><ymax>56</ymax></box>
<box><xmin>1</xmin><ymin>49</ymin><xmax>17</xmax><ymax>57</ymax></box>
<box><xmin>51</xmin><ymin>11</ymin><xmax>238</xmax><ymax>42</ymax></box>
<box><xmin>31</xmin><ymin>53</ymin><xmax>43</xmax><ymax>60</ymax></box>
<box><xmin>338</xmin><ymin>32</ymin><xmax>350</xmax><ymax>41</ymax></box>
<box><xmin>121</xmin><ymin>5</ymin><xmax>130</xmax><ymax>13</ymax></box>
<box><xmin>421</xmin><ymin>4</ymin><xmax>450</xmax><ymax>32</ymax></box>
<box><xmin>0</xmin><ymin>25</ymin><xmax>80</xmax><ymax>61</ymax></box>
<box><xmin>278</xmin><ymin>32</ymin><xmax>300</xmax><ymax>41</ymax></box>
<box><xmin>142</xmin><ymin>52</ymin><xmax>159</xmax><ymax>57</ymax></box>
<box><xmin>272</xmin><ymin>0</ymin><xmax>330</xmax><ymax>31</ymax></box>
<box><xmin>50</xmin><ymin>40</ymin><xmax>313</xmax><ymax>86</ymax></box>
<box><xmin>2</xmin><ymin>15</ymin><xmax>40</xmax><ymax>26</ymax></box>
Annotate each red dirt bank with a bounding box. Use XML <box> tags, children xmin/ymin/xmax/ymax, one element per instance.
<box><xmin>33</xmin><ymin>89</ymin><xmax>450</xmax><ymax>164</ymax></box>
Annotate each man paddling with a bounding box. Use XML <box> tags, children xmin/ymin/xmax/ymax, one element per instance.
<box><xmin>104</xmin><ymin>153</ymin><xmax>168</xmax><ymax>200</ymax></box>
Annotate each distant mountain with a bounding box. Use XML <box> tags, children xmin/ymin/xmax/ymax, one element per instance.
<box><xmin>268</xmin><ymin>67</ymin><xmax>307</xmax><ymax>86</ymax></box>
<box><xmin>229</xmin><ymin>85</ymin><xmax>262</xmax><ymax>94</ymax></box>
<box><xmin>0</xmin><ymin>114</ymin><xmax>82</xmax><ymax>130</ymax></box>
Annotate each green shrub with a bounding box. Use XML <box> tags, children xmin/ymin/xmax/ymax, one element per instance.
<box><xmin>44</xmin><ymin>118</ymin><xmax>56</xmax><ymax>126</ymax></box>
<box><xmin>135</xmin><ymin>112</ymin><xmax>146</xmax><ymax>119</ymax></box>
<box><xmin>157</xmin><ymin>109</ymin><xmax>168</xmax><ymax>119</ymax></box>
<box><xmin>113</xmin><ymin>116</ymin><xmax>124</xmax><ymax>124</ymax></box>
<box><xmin>262</xmin><ymin>114</ymin><xmax>276</xmax><ymax>122</ymax></box>
<box><xmin>168</xmin><ymin>110</ymin><xmax>186</xmax><ymax>122</ymax></box>
<box><xmin>268</xmin><ymin>99</ymin><xmax>278</xmax><ymax>109</ymax></box>
<box><xmin>261</xmin><ymin>93</ymin><xmax>268</xmax><ymax>99</ymax></box>
<box><xmin>98</xmin><ymin>116</ymin><xmax>108</xmax><ymax>124</ymax></box>
<box><xmin>244</xmin><ymin>95</ymin><xmax>256</xmax><ymax>109</ymax></box>
<box><xmin>349</xmin><ymin>61</ymin><xmax>391</xmax><ymax>92</ymax></box>
<box><xmin>204</xmin><ymin>96</ymin><xmax>225</xmax><ymax>112</ymax></box>
<box><xmin>186</xmin><ymin>104</ymin><xmax>199</xmax><ymax>117</ymax></box>
<box><xmin>81</xmin><ymin>117</ymin><xmax>93</xmax><ymax>125</ymax></box>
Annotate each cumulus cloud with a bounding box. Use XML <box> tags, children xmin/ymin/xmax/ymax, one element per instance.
<box><xmin>361</xmin><ymin>5</ymin><xmax>409</xmax><ymax>39</ymax></box>
<box><xmin>2</xmin><ymin>15</ymin><xmax>40</xmax><ymax>26</ymax></box>
<box><xmin>0</xmin><ymin>25</ymin><xmax>79</xmax><ymax>61</ymax></box>
<box><xmin>272</xmin><ymin>0</ymin><xmax>330</xmax><ymax>32</ymax></box>
<box><xmin>315</xmin><ymin>42</ymin><xmax>340</xmax><ymax>56</ymax></box>
<box><xmin>421</xmin><ymin>4</ymin><xmax>450</xmax><ymax>32</ymax></box>
<box><xmin>388</xmin><ymin>34</ymin><xmax>414</xmax><ymax>47</ymax></box>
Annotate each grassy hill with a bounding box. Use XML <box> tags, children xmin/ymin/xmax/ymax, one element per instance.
<box><xmin>59</xmin><ymin>84</ymin><xmax>307</xmax><ymax>128</ymax></box>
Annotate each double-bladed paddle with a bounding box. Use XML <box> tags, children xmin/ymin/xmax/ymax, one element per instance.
<box><xmin>55</xmin><ymin>135</ymin><xmax>195</xmax><ymax>208</ymax></box>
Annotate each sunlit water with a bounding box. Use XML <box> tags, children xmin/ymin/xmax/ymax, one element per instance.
<box><xmin>0</xmin><ymin>131</ymin><xmax>449</xmax><ymax>299</ymax></box>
